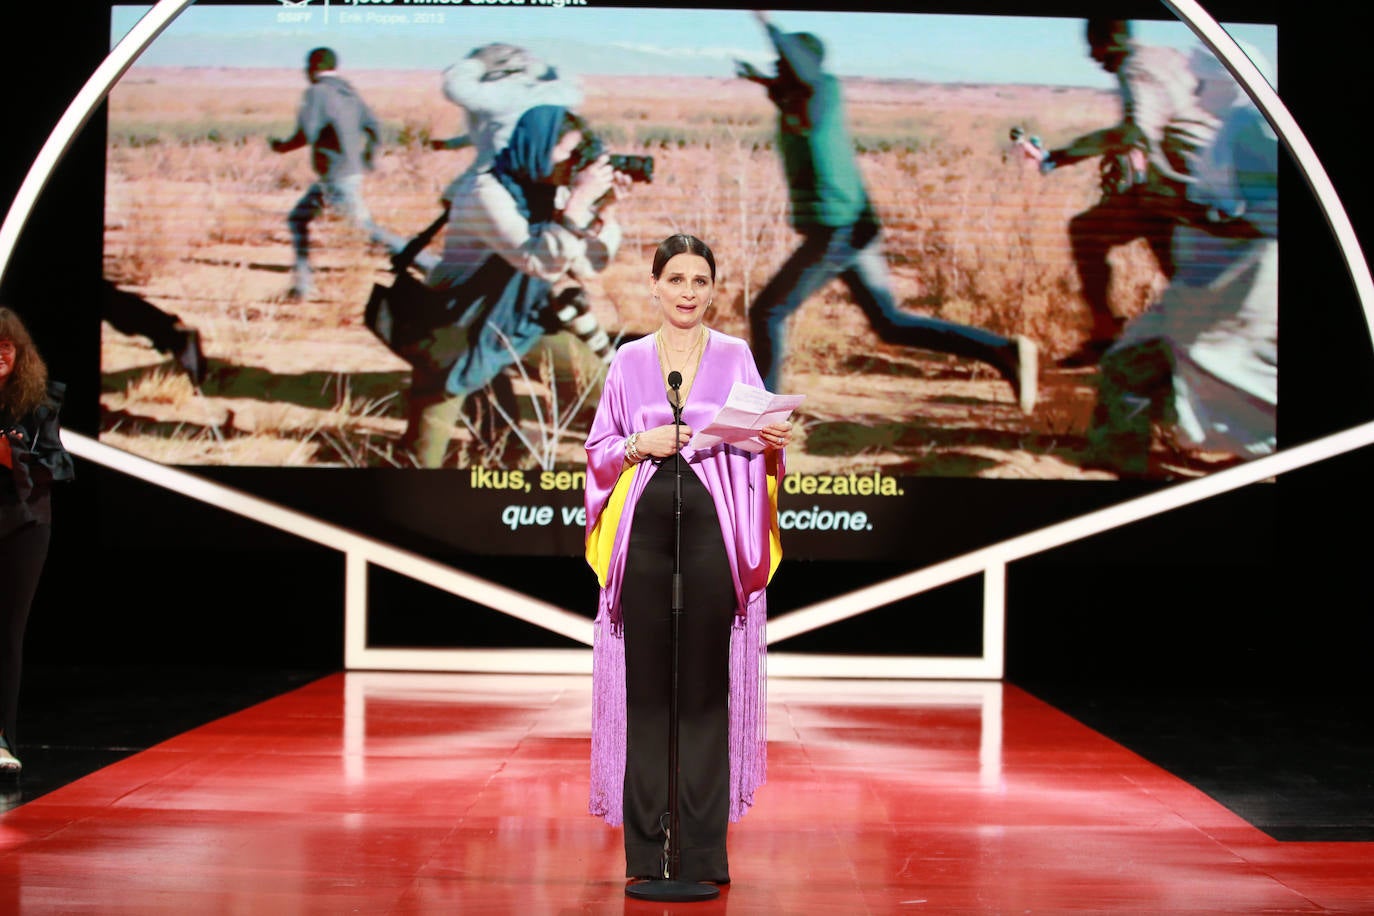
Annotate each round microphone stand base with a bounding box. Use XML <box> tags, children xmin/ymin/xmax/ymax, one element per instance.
<box><xmin>625</xmin><ymin>879</ymin><xmax>721</xmax><ymax>902</ymax></box>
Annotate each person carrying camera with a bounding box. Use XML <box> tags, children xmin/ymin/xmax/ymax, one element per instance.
<box><xmin>429</xmin><ymin>42</ymin><xmax>585</xmax><ymax>207</ymax></box>
<box><xmin>737</xmin><ymin>11</ymin><xmax>1037</xmax><ymax>413</ymax></box>
<box><xmin>1083</xmin><ymin>43</ymin><xmax>1277</xmax><ymax>476</ymax></box>
<box><xmin>1038</xmin><ymin>19</ymin><xmax>1219</xmax><ymax>367</ymax></box>
<box><xmin>400</xmin><ymin>105</ymin><xmax>630</xmax><ymax>467</ymax></box>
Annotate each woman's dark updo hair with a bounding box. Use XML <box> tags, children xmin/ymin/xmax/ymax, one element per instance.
<box><xmin>651</xmin><ymin>233</ymin><xmax>716</xmax><ymax>281</ymax></box>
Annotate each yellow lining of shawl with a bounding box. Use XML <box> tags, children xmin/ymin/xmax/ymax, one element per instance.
<box><xmin>588</xmin><ymin>453</ymin><xmax>783</xmax><ymax>588</ymax></box>
<box><xmin>586</xmin><ymin>464</ymin><xmax>635</xmax><ymax>587</ymax></box>
<box><xmin>766</xmin><ymin>451</ymin><xmax>783</xmax><ymax>583</ymax></box>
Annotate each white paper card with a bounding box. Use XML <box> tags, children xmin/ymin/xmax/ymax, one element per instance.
<box><xmin>688</xmin><ymin>382</ymin><xmax>805</xmax><ymax>452</ymax></box>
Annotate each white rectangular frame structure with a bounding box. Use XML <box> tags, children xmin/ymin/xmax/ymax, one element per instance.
<box><xmin>10</xmin><ymin>0</ymin><xmax>1374</xmax><ymax>682</ymax></box>
<box><xmin>61</xmin><ymin>422</ymin><xmax>1374</xmax><ymax>680</ymax></box>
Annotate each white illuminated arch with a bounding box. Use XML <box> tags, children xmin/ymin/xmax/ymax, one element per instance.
<box><xmin>0</xmin><ymin>0</ymin><xmax>196</xmax><ymax>289</ymax></box>
<box><xmin>2</xmin><ymin>1</ymin><xmax>1370</xmax><ymax>678</ymax></box>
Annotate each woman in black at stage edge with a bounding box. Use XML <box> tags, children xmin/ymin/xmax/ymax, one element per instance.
<box><xmin>584</xmin><ymin>234</ymin><xmax>791</xmax><ymax>885</ymax></box>
<box><xmin>0</xmin><ymin>307</ymin><xmax>76</xmax><ymax>778</ymax></box>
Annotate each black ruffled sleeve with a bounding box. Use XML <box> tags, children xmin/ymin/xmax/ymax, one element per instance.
<box><xmin>29</xmin><ymin>381</ymin><xmax>76</xmax><ymax>485</ymax></box>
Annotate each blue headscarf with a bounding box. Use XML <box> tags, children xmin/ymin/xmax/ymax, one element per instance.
<box><xmin>491</xmin><ymin>104</ymin><xmax>567</xmax><ymax>226</ymax></box>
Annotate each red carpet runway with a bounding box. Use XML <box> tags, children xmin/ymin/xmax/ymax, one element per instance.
<box><xmin>1</xmin><ymin>673</ymin><xmax>1369</xmax><ymax>914</ymax></box>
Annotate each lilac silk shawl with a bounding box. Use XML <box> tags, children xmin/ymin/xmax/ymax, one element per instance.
<box><xmin>584</xmin><ymin>330</ymin><xmax>783</xmax><ymax>826</ymax></box>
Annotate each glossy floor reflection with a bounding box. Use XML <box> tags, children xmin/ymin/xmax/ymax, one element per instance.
<box><xmin>1</xmin><ymin>672</ymin><xmax>1371</xmax><ymax>914</ymax></box>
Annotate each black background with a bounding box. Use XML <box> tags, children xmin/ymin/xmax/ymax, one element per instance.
<box><xmin>1</xmin><ymin>0</ymin><xmax>1371</xmax><ymax>694</ymax></box>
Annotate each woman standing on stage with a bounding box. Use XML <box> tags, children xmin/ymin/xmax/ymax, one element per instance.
<box><xmin>583</xmin><ymin>234</ymin><xmax>790</xmax><ymax>884</ymax></box>
<box><xmin>0</xmin><ymin>306</ymin><xmax>76</xmax><ymax>777</ymax></box>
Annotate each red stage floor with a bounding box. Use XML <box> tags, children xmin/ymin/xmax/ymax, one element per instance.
<box><xmin>0</xmin><ymin>673</ymin><xmax>1370</xmax><ymax>914</ymax></box>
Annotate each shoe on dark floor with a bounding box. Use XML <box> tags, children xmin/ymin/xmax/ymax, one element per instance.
<box><xmin>0</xmin><ymin>736</ymin><xmax>20</xmax><ymax>779</ymax></box>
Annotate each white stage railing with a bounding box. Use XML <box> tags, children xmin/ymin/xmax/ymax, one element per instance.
<box><xmin>7</xmin><ymin>0</ymin><xmax>1374</xmax><ymax>678</ymax></box>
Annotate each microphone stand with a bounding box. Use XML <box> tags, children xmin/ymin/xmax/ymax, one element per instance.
<box><xmin>626</xmin><ymin>374</ymin><xmax>719</xmax><ymax>903</ymax></box>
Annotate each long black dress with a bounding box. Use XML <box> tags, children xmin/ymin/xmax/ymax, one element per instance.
<box><xmin>619</xmin><ymin>460</ymin><xmax>735</xmax><ymax>883</ymax></box>
<box><xmin>1</xmin><ymin>382</ymin><xmax>74</xmax><ymax>752</ymax></box>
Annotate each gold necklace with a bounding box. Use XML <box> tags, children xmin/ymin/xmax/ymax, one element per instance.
<box><xmin>656</xmin><ymin>327</ymin><xmax>706</xmax><ymax>374</ymax></box>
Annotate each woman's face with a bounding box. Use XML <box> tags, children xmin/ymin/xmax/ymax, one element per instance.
<box><xmin>546</xmin><ymin>129</ymin><xmax>584</xmax><ymax>185</ymax></box>
<box><xmin>0</xmin><ymin>338</ymin><xmax>16</xmax><ymax>384</ymax></box>
<box><xmin>651</xmin><ymin>253</ymin><xmax>714</xmax><ymax>330</ymax></box>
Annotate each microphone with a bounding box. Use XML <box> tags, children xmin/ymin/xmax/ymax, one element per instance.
<box><xmin>667</xmin><ymin>371</ymin><xmax>683</xmax><ymax>422</ymax></box>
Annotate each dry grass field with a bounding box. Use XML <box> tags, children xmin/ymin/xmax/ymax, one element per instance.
<box><xmin>101</xmin><ymin>67</ymin><xmax>1186</xmax><ymax>476</ymax></box>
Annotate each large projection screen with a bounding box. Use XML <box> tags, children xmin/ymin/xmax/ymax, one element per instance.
<box><xmin>92</xmin><ymin>2</ymin><xmax>1284</xmax><ymax>563</ymax></box>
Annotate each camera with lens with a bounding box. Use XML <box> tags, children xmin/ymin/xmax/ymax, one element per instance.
<box><xmin>573</xmin><ymin>135</ymin><xmax>654</xmax><ymax>184</ymax></box>
<box><xmin>606</xmin><ymin>153</ymin><xmax>654</xmax><ymax>184</ymax></box>
<box><xmin>542</xmin><ymin>285</ymin><xmax>615</xmax><ymax>364</ymax></box>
